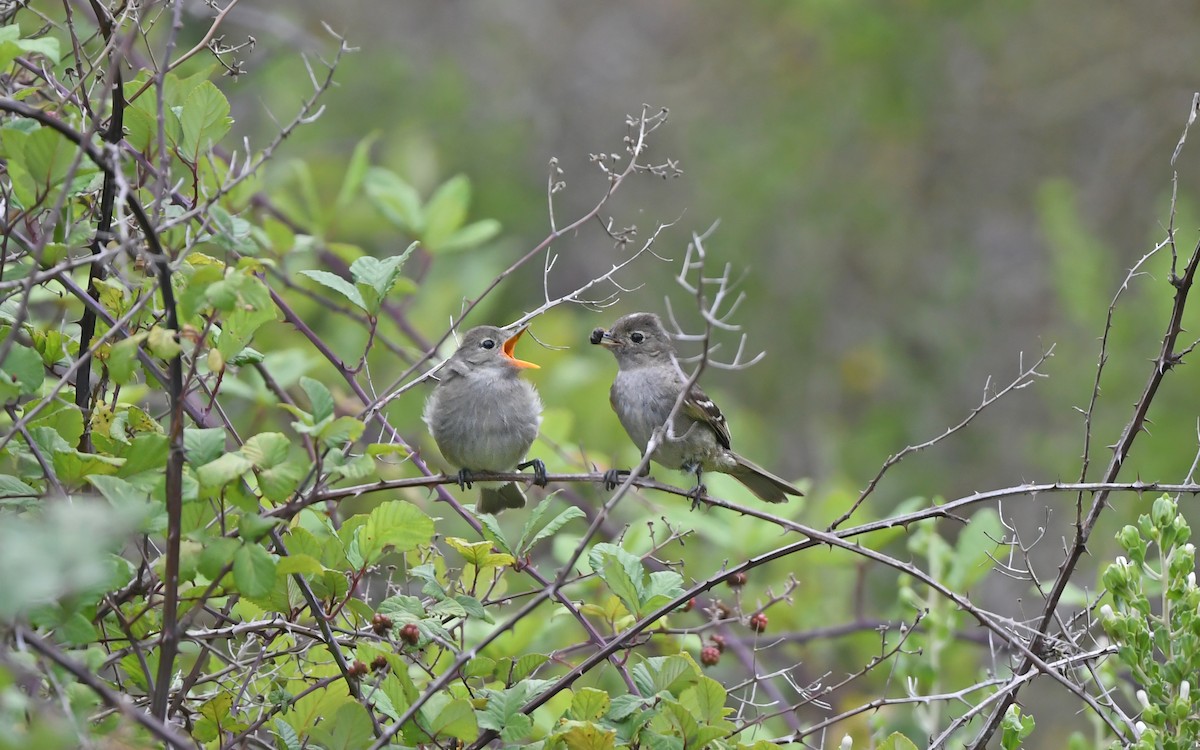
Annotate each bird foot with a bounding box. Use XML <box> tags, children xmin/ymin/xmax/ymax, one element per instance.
<box><xmin>602</xmin><ymin>469</ymin><xmax>629</xmax><ymax>491</ymax></box>
<box><xmin>517</xmin><ymin>458</ymin><xmax>548</xmax><ymax>487</ymax></box>
<box><xmin>455</xmin><ymin>468</ymin><xmax>475</xmax><ymax>491</ymax></box>
<box><xmin>687</xmin><ymin>483</ymin><xmax>707</xmax><ymax>511</ymax></box>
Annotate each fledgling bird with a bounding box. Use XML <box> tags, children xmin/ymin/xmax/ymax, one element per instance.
<box><xmin>592</xmin><ymin>312</ymin><xmax>802</xmax><ymax>504</ymax></box>
<box><xmin>423</xmin><ymin>325</ymin><xmax>546</xmax><ymax>513</ymax></box>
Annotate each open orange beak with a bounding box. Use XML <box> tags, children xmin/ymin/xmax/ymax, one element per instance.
<box><xmin>502</xmin><ymin>327</ymin><xmax>540</xmax><ymax>369</ymax></box>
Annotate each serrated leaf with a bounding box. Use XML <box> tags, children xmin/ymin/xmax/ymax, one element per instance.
<box><xmin>197</xmin><ymin>451</ymin><xmax>254</xmax><ymax>489</ymax></box>
<box><xmin>146</xmin><ymin>326</ymin><xmax>181</xmax><ymax>359</ymax></box>
<box><xmin>316</xmin><ymin>416</ymin><xmax>364</xmax><ymax>446</ymax></box>
<box><xmin>632</xmin><ymin>654</ymin><xmax>696</xmax><ymax>697</ymax></box>
<box><xmin>11</xmin><ymin>32</ymin><xmax>60</xmax><ymax>65</ymax></box>
<box><xmin>349</xmin><ymin>248</ymin><xmax>416</xmax><ymax>314</ymax></box>
<box><xmin>0</xmin><ymin>343</ymin><xmax>44</xmax><ymax>400</ymax></box>
<box><xmin>299</xmin><ymin>376</ymin><xmax>334</xmax><ymax>422</ymax></box>
<box><xmin>299</xmin><ymin>269</ymin><xmax>366</xmax><ymax>311</ymax></box>
<box><xmin>445</xmin><ymin>537</ymin><xmax>515</xmax><ymax>570</ymax></box>
<box><xmin>590</xmin><ymin>544</ymin><xmax>645</xmax><ymax>617</ymax></box>
<box><xmin>512</xmin><ymin>653</ymin><xmax>549</xmax><ymax>682</ymax></box>
<box><xmin>641</xmin><ymin>570</ymin><xmax>686</xmax><ymax>613</ymax></box>
<box><xmin>184</xmin><ymin>428</ymin><xmax>226</xmax><ymax>466</ymax></box>
<box><xmin>478</xmin><ymin>684</ymin><xmax>532</xmax><ymax>732</ymax></box>
<box><xmin>464</xmin><ymin>656</ymin><xmax>496</xmax><ymax>679</ymax></box>
<box><xmin>275</xmin><ymin>553</ymin><xmax>324</xmax><ymax>576</ymax></box>
<box><xmin>241</xmin><ymin>432</ymin><xmax>290</xmax><ymax>468</ymax></box>
<box><xmin>105</xmin><ymin>334</ymin><xmax>147</xmax><ymax>385</ymax></box>
<box><xmin>679</xmin><ymin>676</ymin><xmax>729</xmax><ymax>725</ymax></box>
<box><xmin>232</xmin><ymin>543</ymin><xmax>276</xmax><ymax>598</ymax></box>
<box><xmin>273</xmin><ymin>718</ymin><xmax>302</xmax><ymax>750</ymax></box>
<box><xmin>606</xmin><ymin>694</ymin><xmax>643</xmax><ymax>721</ymax></box>
<box><xmin>358</xmin><ymin>501</ymin><xmax>434</xmax><ymax>563</ymax></box>
<box><xmin>257</xmin><ymin>456</ymin><xmax>307</xmax><ymax>503</ymax></box>
<box><xmin>426</xmin><ymin>698</ymin><xmax>477</xmax><ymax>741</ymax></box>
<box><xmin>198</xmin><ymin>537</ymin><xmax>240</xmax><ymax>579</ymax></box>
<box><xmin>519</xmin><ymin>503</ymin><xmax>585</xmax><ymax>556</ymax></box>
<box><xmin>308</xmin><ymin>702</ymin><xmax>374</xmax><ymax>750</ymax></box>
<box><xmin>0</xmin><ymin>475</ymin><xmax>37</xmax><ymax>499</ymax></box>
<box><xmin>559</xmin><ymin>722</ymin><xmax>617</xmax><ymax>750</ymax></box>
<box><xmin>478</xmin><ymin>513</ymin><xmax>514</xmax><ymax>557</ymax></box>
<box><xmin>179</xmin><ymin>80</ymin><xmax>231</xmax><ymax>159</ymax></box>
<box><xmin>570</xmin><ymin>688</ymin><xmax>610</xmax><ymax>721</ymax></box>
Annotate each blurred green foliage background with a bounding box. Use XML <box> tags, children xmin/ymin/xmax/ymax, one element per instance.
<box><xmin>217</xmin><ymin>1</ymin><xmax>1200</xmax><ymax>500</ymax></box>
<box><xmin>150</xmin><ymin>2</ymin><xmax>1200</xmax><ymax>743</ymax></box>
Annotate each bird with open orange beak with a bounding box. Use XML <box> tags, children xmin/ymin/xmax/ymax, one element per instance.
<box><xmin>423</xmin><ymin>326</ymin><xmax>545</xmax><ymax>513</ymax></box>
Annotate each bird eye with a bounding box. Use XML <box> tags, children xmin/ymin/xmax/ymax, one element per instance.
<box><xmin>480</xmin><ymin>339</ymin><xmax>496</xmax><ymax>349</ymax></box>
<box><xmin>630</xmin><ymin>331</ymin><xmax>644</xmax><ymax>344</ymax></box>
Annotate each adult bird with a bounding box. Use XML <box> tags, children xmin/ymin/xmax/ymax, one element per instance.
<box><xmin>592</xmin><ymin>312</ymin><xmax>801</xmax><ymax>504</ymax></box>
<box><xmin>424</xmin><ymin>325</ymin><xmax>545</xmax><ymax>513</ymax></box>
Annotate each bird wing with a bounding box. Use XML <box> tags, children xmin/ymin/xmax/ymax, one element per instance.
<box><xmin>683</xmin><ymin>384</ymin><xmax>731</xmax><ymax>449</ymax></box>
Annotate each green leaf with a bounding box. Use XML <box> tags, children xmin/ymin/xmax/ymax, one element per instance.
<box><xmin>300</xmin><ymin>376</ymin><xmax>334</xmax><ymax>423</ymax></box>
<box><xmin>423</xmin><ymin>175</ymin><xmax>471</xmax><ymax>250</ymax></box>
<box><xmin>275</xmin><ymin>553</ymin><xmax>324</xmax><ymax>576</ymax></box>
<box><xmin>519</xmin><ymin>502</ymin><xmax>585</xmax><ymax>556</ymax></box>
<box><xmin>632</xmin><ymin>654</ymin><xmax>696</xmax><ymax>697</ymax></box>
<box><xmin>273</xmin><ymin>718</ymin><xmax>302</xmax><ymax>750</ymax></box>
<box><xmin>426</xmin><ymin>697</ymin><xmax>478</xmax><ymax>741</ymax></box>
<box><xmin>316</xmin><ymin>416</ymin><xmax>364</xmax><ymax>446</ymax></box>
<box><xmin>308</xmin><ymin>702</ymin><xmax>374</xmax><ymax>750</ymax></box>
<box><xmin>559</xmin><ymin>722</ymin><xmax>617</xmax><ymax>750</ymax></box>
<box><xmin>436</xmin><ymin>219</ymin><xmax>502</xmax><ymax>254</ymax></box>
<box><xmin>357</xmin><ymin>501</ymin><xmax>434</xmax><ymax>563</ymax></box>
<box><xmin>197</xmin><ymin>537</ymin><xmax>240</xmax><ymax>580</ymax></box>
<box><xmin>213</xmin><ymin>272</ymin><xmax>279</xmax><ymax>359</ymax></box>
<box><xmin>445</xmin><ymin>537</ymin><xmax>515</xmax><ymax>570</ymax></box>
<box><xmin>197</xmin><ymin>451</ymin><xmax>254</xmax><ymax>490</ymax></box>
<box><xmin>179</xmin><ymin>80</ymin><xmax>232</xmax><ymax>159</ymax></box>
<box><xmin>241</xmin><ymin>432</ymin><xmax>290</xmax><ymax>468</ymax></box>
<box><xmin>257</xmin><ymin>457</ymin><xmax>307</xmax><ymax>503</ymax></box>
<box><xmin>679</xmin><ymin>676</ymin><xmax>729</xmax><ymax>725</ymax></box>
<box><xmin>364</xmin><ymin>167</ymin><xmax>423</xmax><ymax>232</ymax></box>
<box><xmin>146</xmin><ymin>326</ymin><xmax>181</xmax><ymax>359</ymax></box>
<box><xmin>570</xmin><ymin>688</ymin><xmax>610</xmax><ymax>722</ymax></box>
<box><xmin>299</xmin><ymin>269</ymin><xmax>366</xmax><ymax>311</ymax></box>
<box><xmin>23</xmin><ymin>126</ymin><xmax>85</xmax><ymax>196</ymax></box>
<box><xmin>87</xmin><ymin>475</ymin><xmax>150</xmax><ymax>513</ymax></box>
<box><xmin>478</xmin><ymin>683</ymin><xmax>532</xmax><ymax>732</ymax></box>
<box><xmin>641</xmin><ymin>570</ymin><xmax>686</xmax><ymax>613</ymax></box>
<box><xmin>0</xmin><ymin>343</ymin><xmax>44</xmax><ymax>400</ymax></box>
<box><xmin>349</xmin><ymin>247</ymin><xmax>417</xmax><ymax>314</ymax></box>
<box><xmin>478</xmin><ymin>513</ymin><xmax>514</xmax><ymax>557</ymax></box>
<box><xmin>512</xmin><ymin>653</ymin><xmax>549</xmax><ymax>682</ymax></box>
<box><xmin>207</xmin><ymin>204</ymin><xmax>256</xmax><ymax>254</ymax></box>
<box><xmin>948</xmin><ymin>508</ymin><xmax>1003</xmax><ymax>590</ymax></box>
<box><xmin>106</xmin><ymin>334</ymin><xmax>147</xmax><ymax>385</ymax></box>
<box><xmin>238</xmin><ymin>513</ymin><xmax>279</xmax><ymax>540</ymax></box>
<box><xmin>879</xmin><ymin>732</ymin><xmax>921</xmax><ymax>750</ymax></box>
<box><xmin>590</xmin><ymin>543</ymin><xmax>646</xmax><ymax>617</ymax></box>
<box><xmin>0</xmin><ymin>475</ymin><xmax>37</xmax><ymax>499</ymax></box>
<box><xmin>185</xmin><ymin>428</ymin><xmax>226</xmax><ymax>466</ymax></box>
<box><xmin>335</xmin><ymin>132</ymin><xmax>378</xmax><ymax>211</ymax></box>
<box><xmin>233</xmin><ymin>543</ymin><xmax>277</xmax><ymax>598</ymax></box>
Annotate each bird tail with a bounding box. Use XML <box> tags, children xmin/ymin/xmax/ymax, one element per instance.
<box><xmin>728</xmin><ymin>455</ymin><xmax>802</xmax><ymax>503</ymax></box>
<box><xmin>479</xmin><ymin>482</ymin><xmax>528</xmax><ymax>514</ymax></box>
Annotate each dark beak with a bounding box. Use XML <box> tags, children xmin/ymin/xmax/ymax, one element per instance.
<box><xmin>590</xmin><ymin>327</ymin><xmax>617</xmax><ymax>347</ymax></box>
